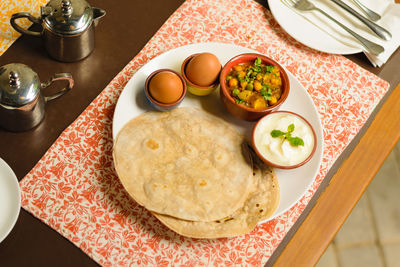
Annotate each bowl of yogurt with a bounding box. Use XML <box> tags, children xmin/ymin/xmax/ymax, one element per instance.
<box><xmin>252</xmin><ymin>111</ymin><xmax>317</xmax><ymax>169</ymax></box>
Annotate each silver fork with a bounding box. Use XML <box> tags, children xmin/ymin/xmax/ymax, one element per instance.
<box><xmin>282</xmin><ymin>0</ymin><xmax>384</xmax><ymax>56</ymax></box>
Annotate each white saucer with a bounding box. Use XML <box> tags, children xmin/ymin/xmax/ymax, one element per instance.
<box><xmin>268</xmin><ymin>0</ymin><xmax>363</xmax><ymax>55</ymax></box>
<box><xmin>0</xmin><ymin>157</ymin><xmax>21</xmax><ymax>243</ymax></box>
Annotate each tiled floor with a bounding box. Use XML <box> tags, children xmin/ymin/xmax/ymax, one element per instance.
<box><xmin>317</xmin><ymin>140</ymin><xmax>400</xmax><ymax>267</ymax></box>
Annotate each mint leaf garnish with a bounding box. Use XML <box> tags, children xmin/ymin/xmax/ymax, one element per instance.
<box><xmin>288</xmin><ymin>136</ymin><xmax>304</xmax><ymax>146</ymax></box>
<box><xmin>270</xmin><ymin>124</ymin><xmax>304</xmax><ymax>147</ymax></box>
<box><xmin>271</xmin><ymin>130</ymin><xmax>284</xmax><ymax>138</ymax></box>
<box><xmin>287</xmin><ymin>123</ymin><xmax>295</xmax><ymax>133</ymax></box>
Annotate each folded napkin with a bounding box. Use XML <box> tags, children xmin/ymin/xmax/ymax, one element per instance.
<box><xmin>363</xmin><ymin>0</ymin><xmax>400</xmax><ymax>66</ymax></box>
<box><xmin>282</xmin><ymin>0</ymin><xmax>400</xmax><ymax>67</ymax></box>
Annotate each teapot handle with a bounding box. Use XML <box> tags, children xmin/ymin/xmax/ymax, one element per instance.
<box><xmin>41</xmin><ymin>73</ymin><xmax>74</xmax><ymax>102</ymax></box>
<box><xmin>10</xmin><ymin>12</ymin><xmax>42</xmax><ymax>37</ymax></box>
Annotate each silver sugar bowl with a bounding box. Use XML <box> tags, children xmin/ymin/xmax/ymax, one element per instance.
<box><xmin>0</xmin><ymin>63</ymin><xmax>74</xmax><ymax>132</ymax></box>
<box><xmin>10</xmin><ymin>0</ymin><xmax>106</xmax><ymax>62</ymax></box>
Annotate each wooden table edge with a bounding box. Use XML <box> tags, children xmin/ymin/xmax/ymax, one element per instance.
<box><xmin>272</xmin><ymin>82</ymin><xmax>400</xmax><ymax>266</ymax></box>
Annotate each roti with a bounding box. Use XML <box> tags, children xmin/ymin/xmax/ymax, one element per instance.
<box><xmin>152</xmin><ymin>148</ymin><xmax>280</xmax><ymax>238</ymax></box>
<box><xmin>113</xmin><ymin>107</ymin><xmax>254</xmax><ymax>221</ymax></box>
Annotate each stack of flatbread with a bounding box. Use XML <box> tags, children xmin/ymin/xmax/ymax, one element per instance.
<box><xmin>113</xmin><ymin>107</ymin><xmax>280</xmax><ymax>238</ymax></box>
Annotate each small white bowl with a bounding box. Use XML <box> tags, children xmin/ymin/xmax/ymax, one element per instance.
<box><xmin>252</xmin><ymin>111</ymin><xmax>317</xmax><ymax>169</ymax></box>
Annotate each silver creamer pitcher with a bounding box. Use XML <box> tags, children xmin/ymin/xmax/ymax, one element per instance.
<box><xmin>10</xmin><ymin>0</ymin><xmax>106</xmax><ymax>62</ymax></box>
<box><xmin>0</xmin><ymin>63</ymin><xmax>74</xmax><ymax>132</ymax></box>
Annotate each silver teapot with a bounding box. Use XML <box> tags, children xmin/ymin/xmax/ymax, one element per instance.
<box><xmin>10</xmin><ymin>0</ymin><xmax>106</xmax><ymax>62</ymax></box>
<box><xmin>0</xmin><ymin>63</ymin><xmax>74</xmax><ymax>132</ymax></box>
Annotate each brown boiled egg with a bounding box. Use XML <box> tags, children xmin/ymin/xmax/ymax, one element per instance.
<box><xmin>149</xmin><ymin>71</ymin><xmax>184</xmax><ymax>104</ymax></box>
<box><xmin>185</xmin><ymin>53</ymin><xmax>221</xmax><ymax>87</ymax></box>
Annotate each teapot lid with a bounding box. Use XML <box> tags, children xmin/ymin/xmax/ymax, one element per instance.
<box><xmin>0</xmin><ymin>64</ymin><xmax>41</xmax><ymax>107</ymax></box>
<box><xmin>42</xmin><ymin>0</ymin><xmax>93</xmax><ymax>35</ymax></box>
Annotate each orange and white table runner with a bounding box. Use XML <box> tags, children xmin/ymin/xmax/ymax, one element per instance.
<box><xmin>19</xmin><ymin>0</ymin><xmax>389</xmax><ymax>265</ymax></box>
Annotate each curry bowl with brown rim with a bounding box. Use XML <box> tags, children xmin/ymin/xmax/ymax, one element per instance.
<box><xmin>219</xmin><ymin>53</ymin><xmax>290</xmax><ymax>121</ymax></box>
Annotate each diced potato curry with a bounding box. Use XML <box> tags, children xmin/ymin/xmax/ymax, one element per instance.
<box><xmin>226</xmin><ymin>57</ymin><xmax>282</xmax><ymax>109</ymax></box>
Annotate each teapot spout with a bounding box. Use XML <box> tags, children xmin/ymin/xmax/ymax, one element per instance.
<box><xmin>93</xmin><ymin>8</ymin><xmax>106</xmax><ymax>27</ymax></box>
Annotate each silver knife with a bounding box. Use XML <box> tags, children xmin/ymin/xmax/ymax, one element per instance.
<box><xmin>330</xmin><ymin>0</ymin><xmax>391</xmax><ymax>40</ymax></box>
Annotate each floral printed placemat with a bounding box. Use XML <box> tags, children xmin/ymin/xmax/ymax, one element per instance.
<box><xmin>19</xmin><ymin>0</ymin><xmax>389</xmax><ymax>265</ymax></box>
<box><xmin>0</xmin><ymin>0</ymin><xmax>47</xmax><ymax>55</ymax></box>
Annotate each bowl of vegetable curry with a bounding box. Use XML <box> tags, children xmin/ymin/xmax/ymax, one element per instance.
<box><xmin>219</xmin><ymin>53</ymin><xmax>289</xmax><ymax>121</ymax></box>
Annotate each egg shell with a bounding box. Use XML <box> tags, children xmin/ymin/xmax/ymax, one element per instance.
<box><xmin>185</xmin><ymin>53</ymin><xmax>221</xmax><ymax>87</ymax></box>
<box><xmin>149</xmin><ymin>71</ymin><xmax>184</xmax><ymax>104</ymax></box>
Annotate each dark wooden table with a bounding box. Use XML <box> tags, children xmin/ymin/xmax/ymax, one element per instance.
<box><xmin>0</xmin><ymin>0</ymin><xmax>399</xmax><ymax>266</ymax></box>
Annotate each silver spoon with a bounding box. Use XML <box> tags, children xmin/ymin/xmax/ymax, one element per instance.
<box><xmin>352</xmin><ymin>0</ymin><xmax>381</xmax><ymax>21</ymax></box>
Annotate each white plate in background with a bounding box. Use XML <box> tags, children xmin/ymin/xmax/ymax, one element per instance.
<box><xmin>0</xmin><ymin>157</ymin><xmax>20</xmax><ymax>243</ymax></box>
<box><xmin>269</xmin><ymin>0</ymin><xmax>363</xmax><ymax>54</ymax></box>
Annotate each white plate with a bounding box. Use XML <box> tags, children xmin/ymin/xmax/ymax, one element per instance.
<box><xmin>0</xmin><ymin>157</ymin><xmax>21</xmax><ymax>243</ymax></box>
<box><xmin>113</xmin><ymin>42</ymin><xmax>323</xmax><ymax>221</ymax></box>
<box><xmin>268</xmin><ymin>0</ymin><xmax>362</xmax><ymax>55</ymax></box>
